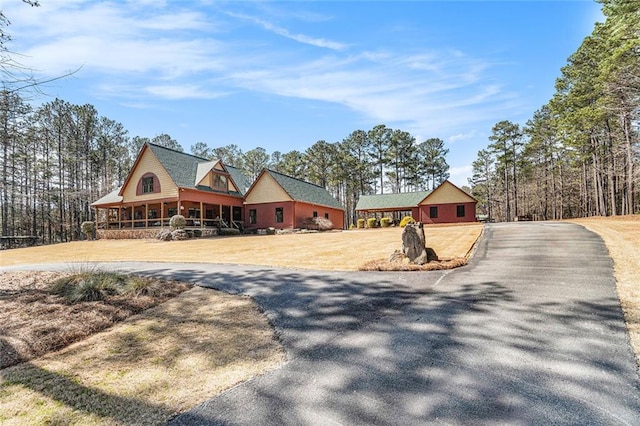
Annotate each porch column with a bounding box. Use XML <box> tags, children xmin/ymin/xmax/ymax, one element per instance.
<box><xmin>199</xmin><ymin>202</ymin><xmax>204</xmax><ymax>228</ymax></box>
<box><xmin>145</xmin><ymin>204</ymin><xmax>149</xmax><ymax>228</ymax></box>
<box><xmin>160</xmin><ymin>203</ymin><xmax>165</xmax><ymax>228</ymax></box>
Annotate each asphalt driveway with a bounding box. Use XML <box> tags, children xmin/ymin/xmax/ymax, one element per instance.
<box><xmin>4</xmin><ymin>222</ymin><xmax>640</xmax><ymax>424</ymax></box>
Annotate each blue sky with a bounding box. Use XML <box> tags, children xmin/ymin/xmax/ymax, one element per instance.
<box><xmin>8</xmin><ymin>0</ymin><xmax>602</xmax><ymax>186</ymax></box>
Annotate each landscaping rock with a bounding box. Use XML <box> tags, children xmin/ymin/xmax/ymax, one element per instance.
<box><xmin>171</xmin><ymin>229</ymin><xmax>190</xmax><ymax>240</ymax></box>
<box><xmin>402</xmin><ymin>222</ymin><xmax>428</xmax><ymax>265</ymax></box>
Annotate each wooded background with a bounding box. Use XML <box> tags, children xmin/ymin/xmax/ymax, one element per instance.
<box><xmin>469</xmin><ymin>1</ymin><xmax>639</xmax><ymax>222</ymax></box>
<box><xmin>1</xmin><ymin>0</ymin><xmax>638</xmax><ymax>243</ymax></box>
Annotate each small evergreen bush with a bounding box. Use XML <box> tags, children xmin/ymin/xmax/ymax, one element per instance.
<box><xmin>367</xmin><ymin>218</ymin><xmax>378</xmax><ymax>228</ymax></box>
<box><xmin>169</xmin><ymin>214</ymin><xmax>186</xmax><ymax>230</ymax></box>
<box><xmin>219</xmin><ymin>228</ymin><xmax>241</xmax><ymax>236</ymax></box>
<box><xmin>193</xmin><ymin>229</ymin><xmax>202</xmax><ymax>237</ymax></box>
<box><xmin>81</xmin><ymin>221</ymin><xmax>95</xmax><ymax>240</ymax></box>
<box><xmin>380</xmin><ymin>217</ymin><xmax>392</xmax><ymax>227</ymax></box>
<box><xmin>357</xmin><ymin>218</ymin><xmax>366</xmax><ymax>229</ymax></box>
<box><xmin>400</xmin><ymin>216</ymin><xmax>416</xmax><ymax>227</ymax></box>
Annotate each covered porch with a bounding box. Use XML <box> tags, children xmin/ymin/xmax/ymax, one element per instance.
<box><xmin>94</xmin><ymin>200</ymin><xmax>244</xmax><ymax>230</ymax></box>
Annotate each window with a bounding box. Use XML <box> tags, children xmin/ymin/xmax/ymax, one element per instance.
<box><xmin>142</xmin><ymin>176</ymin><xmax>154</xmax><ymax>193</ymax></box>
<box><xmin>148</xmin><ymin>209</ymin><xmax>157</xmax><ymax>219</ymax></box>
<box><xmin>168</xmin><ymin>208</ymin><xmax>177</xmax><ymax>217</ymax></box>
<box><xmin>249</xmin><ymin>209</ymin><xmax>257</xmax><ymax>224</ymax></box>
<box><xmin>429</xmin><ymin>206</ymin><xmax>438</xmax><ymax>218</ymax></box>
<box><xmin>275</xmin><ymin>207</ymin><xmax>283</xmax><ymax>223</ymax></box>
<box><xmin>324</xmin><ymin>213</ymin><xmax>329</xmax><ymax>219</ymax></box>
<box><xmin>313</xmin><ymin>211</ymin><xmax>318</xmax><ymax>217</ymax></box>
<box><xmin>213</xmin><ymin>174</ymin><xmax>227</xmax><ymax>191</ymax></box>
<box><xmin>188</xmin><ymin>208</ymin><xmax>200</xmax><ymax>219</ymax></box>
<box><xmin>457</xmin><ymin>205</ymin><xmax>465</xmax><ymax>218</ymax></box>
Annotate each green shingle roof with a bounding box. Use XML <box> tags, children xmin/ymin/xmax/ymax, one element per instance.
<box><xmin>355</xmin><ymin>191</ymin><xmax>431</xmax><ymax>211</ymax></box>
<box><xmin>266</xmin><ymin>169</ymin><xmax>344</xmax><ymax>210</ymax></box>
<box><xmin>146</xmin><ymin>143</ymin><xmax>249</xmax><ymax>196</ymax></box>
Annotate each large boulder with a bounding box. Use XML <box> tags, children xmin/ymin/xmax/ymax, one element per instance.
<box><xmin>402</xmin><ymin>222</ymin><xmax>427</xmax><ymax>265</ymax></box>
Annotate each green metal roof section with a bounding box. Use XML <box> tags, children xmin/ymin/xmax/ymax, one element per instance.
<box><xmin>266</xmin><ymin>169</ymin><xmax>344</xmax><ymax>210</ymax></box>
<box><xmin>146</xmin><ymin>143</ymin><xmax>248</xmax><ymax>196</ymax></box>
<box><xmin>355</xmin><ymin>191</ymin><xmax>431</xmax><ymax>211</ymax></box>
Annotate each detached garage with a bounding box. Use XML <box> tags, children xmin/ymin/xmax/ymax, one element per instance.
<box><xmin>356</xmin><ymin>180</ymin><xmax>477</xmax><ymax>224</ymax></box>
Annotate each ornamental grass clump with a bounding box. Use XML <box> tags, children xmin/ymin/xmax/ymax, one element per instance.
<box><xmin>357</xmin><ymin>218</ymin><xmax>366</xmax><ymax>229</ymax></box>
<box><xmin>50</xmin><ymin>267</ymin><xmax>169</xmax><ymax>303</ymax></box>
<box><xmin>50</xmin><ymin>271</ymin><xmax>124</xmax><ymax>303</ymax></box>
<box><xmin>367</xmin><ymin>218</ymin><xmax>378</xmax><ymax>228</ymax></box>
<box><xmin>123</xmin><ymin>276</ymin><xmax>163</xmax><ymax>297</ymax></box>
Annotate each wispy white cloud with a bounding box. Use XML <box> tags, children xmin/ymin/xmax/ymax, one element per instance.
<box><xmin>226</xmin><ymin>11</ymin><xmax>348</xmax><ymax>51</ymax></box>
<box><xmin>448</xmin><ymin>130</ymin><xmax>479</xmax><ymax>144</ymax></box>
<box><xmin>6</xmin><ymin>0</ymin><xmax>526</xmax><ymax>139</ymax></box>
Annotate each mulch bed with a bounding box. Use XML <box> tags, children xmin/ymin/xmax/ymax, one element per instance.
<box><xmin>0</xmin><ymin>271</ymin><xmax>191</xmax><ymax>369</ymax></box>
<box><xmin>359</xmin><ymin>257</ymin><xmax>467</xmax><ymax>271</ymax></box>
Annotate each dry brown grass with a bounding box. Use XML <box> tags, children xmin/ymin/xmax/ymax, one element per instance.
<box><xmin>0</xmin><ymin>224</ymin><xmax>484</xmax><ymax>271</ymax></box>
<box><xmin>0</xmin><ymin>271</ymin><xmax>190</xmax><ymax>369</ymax></box>
<box><xmin>567</xmin><ymin>215</ymin><xmax>640</xmax><ymax>367</ymax></box>
<box><xmin>0</xmin><ymin>285</ymin><xmax>285</xmax><ymax>425</ymax></box>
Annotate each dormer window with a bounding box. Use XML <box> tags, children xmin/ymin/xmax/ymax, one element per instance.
<box><xmin>142</xmin><ymin>176</ymin><xmax>154</xmax><ymax>193</ymax></box>
<box><xmin>136</xmin><ymin>172</ymin><xmax>161</xmax><ymax>195</ymax></box>
<box><xmin>213</xmin><ymin>174</ymin><xmax>227</xmax><ymax>191</ymax></box>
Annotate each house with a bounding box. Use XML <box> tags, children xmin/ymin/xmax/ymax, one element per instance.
<box><xmin>243</xmin><ymin>169</ymin><xmax>345</xmax><ymax>230</ymax></box>
<box><xmin>91</xmin><ymin>143</ymin><xmax>251</xmax><ymax>230</ymax></box>
<box><xmin>355</xmin><ymin>180</ymin><xmax>477</xmax><ymax>224</ymax></box>
<box><xmin>91</xmin><ymin>143</ymin><xmax>344</xmax><ymax>231</ymax></box>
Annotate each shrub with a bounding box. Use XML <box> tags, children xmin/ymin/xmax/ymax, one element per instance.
<box><xmin>169</xmin><ymin>214</ymin><xmax>186</xmax><ymax>230</ymax></box>
<box><xmin>400</xmin><ymin>216</ymin><xmax>416</xmax><ymax>227</ymax></box>
<box><xmin>123</xmin><ymin>276</ymin><xmax>162</xmax><ymax>297</ymax></box>
<box><xmin>367</xmin><ymin>218</ymin><xmax>378</xmax><ymax>228</ymax></box>
<box><xmin>349</xmin><ymin>224</ymin><xmax>356</xmax><ymax>230</ymax></box>
<box><xmin>50</xmin><ymin>272</ymin><xmax>123</xmax><ymax>303</ymax></box>
<box><xmin>266</xmin><ymin>227</ymin><xmax>276</xmax><ymax>235</ymax></box>
<box><xmin>193</xmin><ymin>229</ymin><xmax>202</xmax><ymax>238</ymax></box>
<box><xmin>157</xmin><ymin>230</ymin><xmax>172</xmax><ymax>241</ymax></box>
<box><xmin>357</xmin><ymin>218</ymin><xmax>366</xmax><ymax>229</ymax></box>
<box><xmin>81</xmin><ymin>221</ymin><xmax>95</xmax><ymax>240</ymax></box>
<box><xmin>171</xmin><ymin>229</ymin><xmax>190</xmax><ymax>240</ymax></box>
<box><xmin>219</xmin><ymin>228</ymin><xmax>241</xmax><ymax>236</ymax></box>
<box><xmin>301</xmin><ymin>216</ymin><xmax>334</xmax><ymax>231</ymax></box>
<box><xmin>380</xmin><ymin>217</ymin><xmax>392</xmax><ymax>228</ymax></box>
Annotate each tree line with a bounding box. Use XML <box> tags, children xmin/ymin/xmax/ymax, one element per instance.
<box><xmin>469</xmin><ymin>0</ymin><xmax>639</xmax><ymax>221</ymax></box>
<box><xmin>0</xmin><ymin>94</ymin><xmax>451</xmax><ymax>242</ymax></box>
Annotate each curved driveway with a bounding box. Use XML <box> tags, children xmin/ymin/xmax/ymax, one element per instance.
<box><xmin>4</xmin><ymin>222</ymin><xmax>640</xmax><ymax>424</ymax></box>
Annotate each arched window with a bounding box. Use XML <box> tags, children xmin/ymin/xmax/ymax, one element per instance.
<box><xmin>136</xmin><ymin>173</ymin><xmax>161</xmax><ymax>195</ymax></box>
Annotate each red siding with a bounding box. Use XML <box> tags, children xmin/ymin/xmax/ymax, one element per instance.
<box><xmin>245</xmin><ymin>201</ymin><xmax>295</xmax><ymax>229</ymax></box>
<box><xmin>179</xmin><ymin>188</ymin><xmax>244</xmax><ymax>207</ymax></box>
<box><xmin>417</xmin><ymin>202</ymin><xmax>477</xmax><ymax>224</ymax></box>
<box><xmin>245</xmin><ymin>201</ymin><xmax>345</xmax><ymax>229</ymax></box>
<box><xmin>294</xmin><ymin>202</ymin><xmax>345</xmax><ymax>229</ymax></box>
